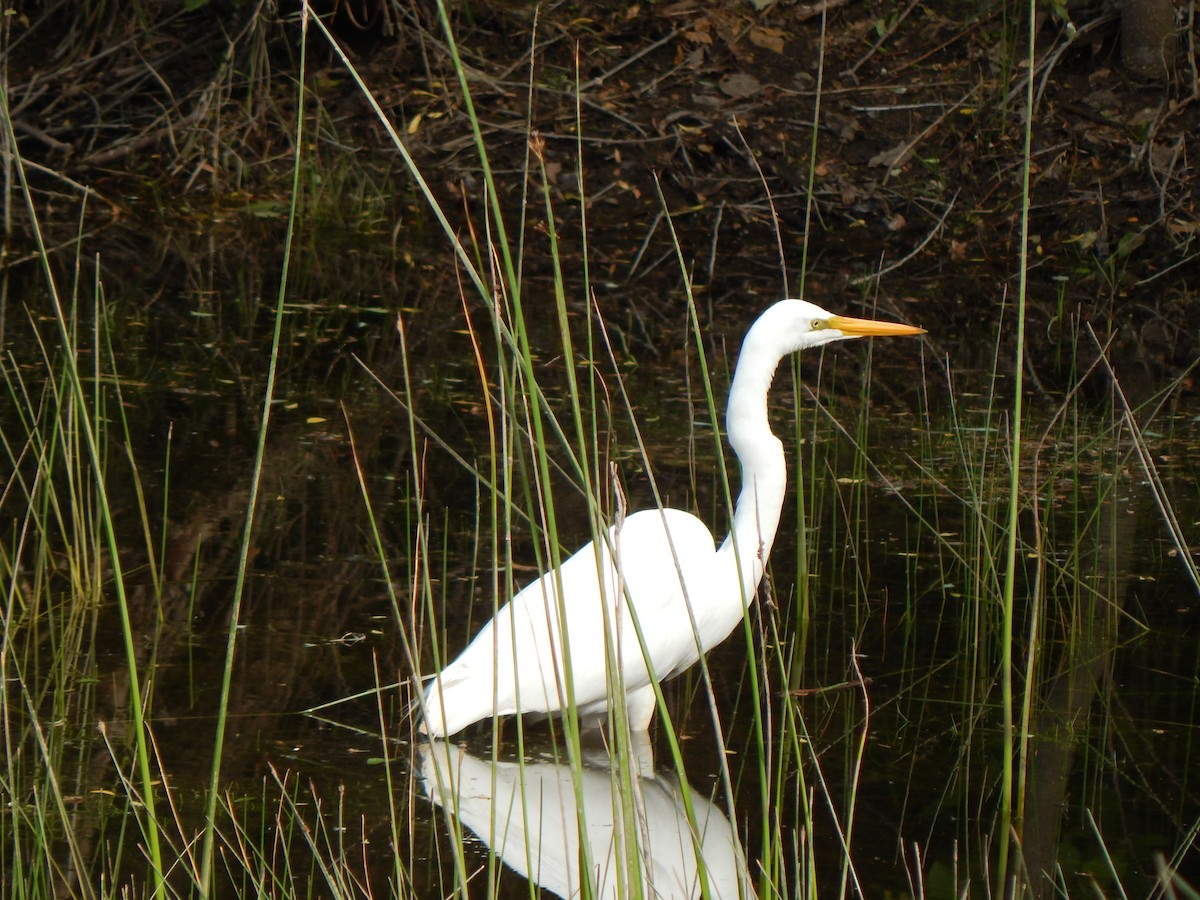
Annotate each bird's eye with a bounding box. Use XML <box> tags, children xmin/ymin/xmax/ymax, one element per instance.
<box><xmin>811</xmin><ymin>319</ymin><xmax>826</xmax><ymax>330</ymax></box>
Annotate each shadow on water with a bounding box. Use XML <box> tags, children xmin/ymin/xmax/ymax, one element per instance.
<box><xmin>3</xmin><ymin>213</ymin><xmax>1198</xmax><ymax>897</ymax></box>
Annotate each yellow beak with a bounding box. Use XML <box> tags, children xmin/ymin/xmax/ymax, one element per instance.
<box><xmin>827</xmin><ymin>315</ymin><xmax>925</xmax><ymax>337</ymax></box>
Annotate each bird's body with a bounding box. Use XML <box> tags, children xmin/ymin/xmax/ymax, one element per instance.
<box><xmin>423</xmin><ymin>509</ymin><xmax>721</xmax><ymax>737</ymax></box>
<box><xmin>421</xmin><ymin>299</ymin><xmax>923</xmax><ymax>738</ymax></box>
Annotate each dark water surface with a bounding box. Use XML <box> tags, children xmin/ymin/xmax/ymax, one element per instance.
<box><xmin>5</xmin><ymin>224</ymin><xmax>1198</xmax><ymax>898</ymax></box>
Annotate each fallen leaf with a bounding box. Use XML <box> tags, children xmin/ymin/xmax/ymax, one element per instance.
<box><xmin>719</xmin><ymin>73</ymin><xmax>761</xmax><ymax>98</ymax></box>
<box><xmin>868</xmin><ymin>140</ymin><xmax>912</xmax><ymax>169</ymax></box>
<box><xmin>1115</xmin><ymin>230</ymin><xmax>1145</xmax><ymax>258</ymax></box>
<box><xmin>1065</xmin><ymin>230</ymin><xmax>1099</xmax><ymax>249</ymax></box>
<box><xmin>749</xmin><ymin>25</ymin><xmax>787</xmax><ymax>53</ymax></box>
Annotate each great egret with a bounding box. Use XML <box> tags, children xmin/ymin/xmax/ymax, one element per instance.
<box><xmin>421</xmin><ymin>299</ymin><xmax>924</xmax><ymax>738</ymax></box>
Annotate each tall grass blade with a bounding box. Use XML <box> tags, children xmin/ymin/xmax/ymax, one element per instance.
<box><xmin>998</xmin><ymin>0</ymin><xmax>1038</xmax><ymax>893</ymax></box>
<box><xmin>1</xmin><ymin>85</ymin><xmax>167</xmax><ymax>899</ymax></box>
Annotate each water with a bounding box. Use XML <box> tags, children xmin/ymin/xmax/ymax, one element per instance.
<box><xmin>3</xmin><ymin>219</ymin><xmax>1198</xmax><ymax>898</ymax></box>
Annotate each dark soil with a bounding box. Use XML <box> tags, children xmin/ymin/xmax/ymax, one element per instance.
<box><xmin>4</xmin><ymin>0</ymin><xmax>1198</xmax><ymax>391</ymax></box>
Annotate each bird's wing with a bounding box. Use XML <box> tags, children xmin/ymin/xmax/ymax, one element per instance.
<box><xmin>423</xmin><ymin>508</ymin><xmax>719</xmax><ymax>734</ymax></box>
<box><xmin>607</xmin><ymin>508</ymin><xmax>718</xmax><ymax>682</ymax></box>
<box><xmin>500</xmin><ymin>508</ymin><xmax>719</xmax><ymax>711</ymax></box>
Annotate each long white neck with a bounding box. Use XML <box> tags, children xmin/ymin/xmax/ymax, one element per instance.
<box><xmin>716</xmin><ymin>313</ymin><xmax>793</xmax><ymax>607</ymax></box>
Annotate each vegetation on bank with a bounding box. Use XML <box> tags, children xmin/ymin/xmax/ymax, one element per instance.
<box><xmin>3</xmin><ymin>0</ymin><xmax>1197</xmax><ymax>372</ymax></box>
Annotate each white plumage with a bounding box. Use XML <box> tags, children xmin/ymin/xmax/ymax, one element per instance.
<box><xmin>421</xmin><ymin>299</ymin><xmax>923</xmax><ymax>737</ymax></box>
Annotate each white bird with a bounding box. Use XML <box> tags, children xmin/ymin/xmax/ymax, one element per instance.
<box><xmin>421</xmin><ymin>299</ymin><xmax>924</xmax><ymax>738</ymax></box>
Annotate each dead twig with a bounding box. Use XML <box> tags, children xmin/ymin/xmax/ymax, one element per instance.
<box><xmin>1003</xmin><ymin>13</ymin><xmax>1117</xmax><ymax>114</ymax></box>
<box><xmin>10</xmin><ymin>120</ymin><xmax>74</xmax><ymax>154</ymax></box>
<box><xmin>578</xmin><ymin>29</ymin><xmax>681</xmax><ymax>93</ymax></box>
<box><xmin>844</xmin><ymin>0</ymin><xmax>923</xmax><ymax>80</ymax></box>
<box><xmin>850</xmin><ymin>190</ymin><xmax>958</xmax><ymax>286</ymax></box>
<box><xmin>879</xmin><ymin>86</ymin><xmax>977</xmax><ymax>186</ymax></box>
<box><xmin>82</xmin><ymin>91</ymin><xmax>212</xmax><ymax>168</ymax></box>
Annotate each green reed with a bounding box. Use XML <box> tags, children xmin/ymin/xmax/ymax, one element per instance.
<box><xmin>996</xmin><ymin>0</ymin><xmax>1038</xmax><ymax>890</ymax></box>
<box><xmin>2</xmin><ymin>103</ymin><xmax>168</xmax><ymax>896</ymax></box>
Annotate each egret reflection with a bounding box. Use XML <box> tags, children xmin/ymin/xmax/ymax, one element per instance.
<box><xmin>419</xmin><ymin>739</ymin><xmax>754</xmax><ymax>899</ymax></box>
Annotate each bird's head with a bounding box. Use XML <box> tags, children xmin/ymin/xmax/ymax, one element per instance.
<box><xmin>761</xmin><ymin>299</ymin><xmax>925</xmax><ymax>353</ymax></box>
